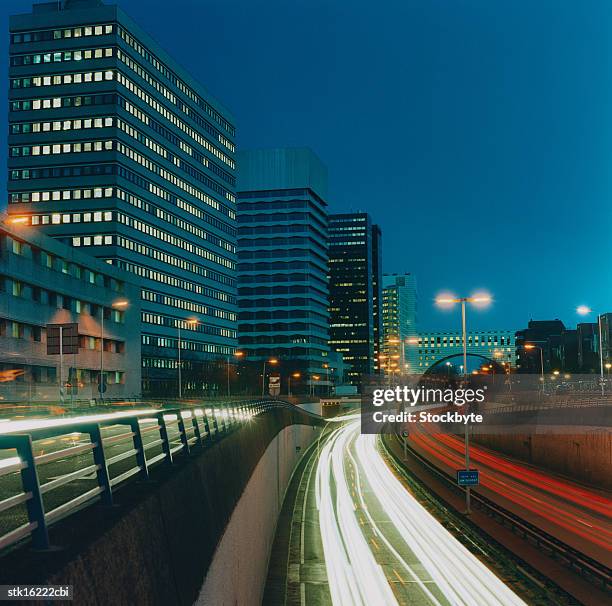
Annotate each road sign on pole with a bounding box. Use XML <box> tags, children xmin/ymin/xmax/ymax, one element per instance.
<box><xmin>269</xmin><ymin>374</ymin><xmax>280</xmax><ymax>397</ymax></box>
<box><xmin>457</xmin><ymin>469</ymin><xmax>479</xmax><ymax>487</ymax></box>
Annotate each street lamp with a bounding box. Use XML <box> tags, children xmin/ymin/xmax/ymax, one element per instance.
<box><xmin>523</xmin><ymin>344</ymin><xmax>544</xmax><ymax>391</ymax></box>
<box><xmin>288</xmin><ymin>372</ymin><xmax>300</xmax><ymax>396</ymax></box>
<box><xmin>577</xmin><ymin>305</ymin><xmax>605</xmax><ymax>395</ymax></box>
<box><xmin>178</xmin><ymin>318</ymin><xmax>198</xmax><ymax>400</ymax></box>
<box><xmin>226</xmin><ymin>351</ymin><xmax>244</xmax><ymax>397</ymax></box>
<box><xmin>99</xmin><ymin>299</ymin><xmax>129</xmax><ymax>401</ymax></box>
<box><xmin>435</xmin><ymin>292</ymin><xmax>492</xmax><ymax>515</ymax></box>
<box><xmin>262</xmin><ymin>357</ymin><xmax>278</xmax><ymax>397</ymax></box>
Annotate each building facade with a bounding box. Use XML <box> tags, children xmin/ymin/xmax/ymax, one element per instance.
<box><xmin>381</xmin><ymin>273</ymin><xmax>418</xmax><ymax>375</ymax></box>
<box><xmin>1</xmin><ymin>219</ymin><xmax>140</xmax><ymax>402</ymax></box>
<box><xmin>328</xmin><ymin>212</ymin><xmax>382</xmax><ymax>385</ymax></box>
<box><xmin>7</xmin><ymin>0</ymin><xmax>237</xmax><ymax>396</ymax></box>
<box><xmin>416</xmin><ymin>329</ymin><xmax>516</xmax><ymax>372</ymax></box>
<box><xmin>236</xmin><ymin>148</ymin><xmax>330</xmax><ymax>394</ymax></box>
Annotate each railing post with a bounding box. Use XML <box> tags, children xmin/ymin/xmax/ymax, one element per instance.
<box><xmin>177</xmin><ymin>412</ymin><xmax>190</xmax><ymax>455</ymax></box>
<box><xmin>14</xmin><ymin>434</ymin><xmax>49</xmax><ymax>550</ymax></box>
<box><xmin>129</xmin><ymin>418</ymin><xmax>149</xmax><ymax>480</ymax></box>
<box><xmin>157</xmin><ymin>412</ymin><xmax>173</xmax><ymax>464</ymax></box>
<box><xmin>87</xmin><ymin>424</ymin><xmax>113</xmax><ymax>507</ymax></box>
<box><xmin>201</xmin><ymin>409</ymin><xmax>211</xmax><ymax>440</ymax></box>
<box><xmin>211</xmin><ymin>407</ymin><xmax>220</xmax><ymax>438</ymax></box>
<box><xmin>191</xmin><ymin>410</ymin><xmax>202</xmax><ymax>444</ymax></box>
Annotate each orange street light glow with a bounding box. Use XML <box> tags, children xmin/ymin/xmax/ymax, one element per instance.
<box><xmin>9</xmin><ymin>216</ymin><xmax>28</xmax><ymax>225</ymax></box>
<box><xmin>576</xmin><ymin>305</ymin><xmax>592</xmax><ymax>315</ymax></box>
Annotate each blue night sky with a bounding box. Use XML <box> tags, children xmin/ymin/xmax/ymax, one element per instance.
<box><xmin>1</xmin><ymin>0</ymin><xmax>610</xmax><ymax>331</ymax></box>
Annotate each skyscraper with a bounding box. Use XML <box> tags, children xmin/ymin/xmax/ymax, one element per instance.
<box><xmin>7</xmin><ymin>0</ymin><xmax>237</xmax><ymax>396</ymax></box>
<box><xmin>381</xmin><ymin>273</ymin><xmax>417</xmax><ymax>375</ymax></box>
<box><xmin>236</xmin><ymin>148</ymin><xmax>330</xmax><ymax>394</ymax></box>
<box><xmin>328</xmin><ymin>212</ymin><xmax>382</xmax><ymax>385</ymax></box>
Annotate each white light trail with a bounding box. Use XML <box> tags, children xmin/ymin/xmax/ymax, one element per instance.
<box><xmin>355</xmin><ymin>429</ymin><xmax>527</xmax><ymax>606</ymax></box>
<box><xmin>317</xmin><ymin>420</ymin><xmax>527</xmax><ymax>606</ymax></box>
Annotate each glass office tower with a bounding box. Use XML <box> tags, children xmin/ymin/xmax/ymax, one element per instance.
<box><xmin>236</xmin><ymin>148</ymin><xmax>330</xmax><ymax>394</ymax></box>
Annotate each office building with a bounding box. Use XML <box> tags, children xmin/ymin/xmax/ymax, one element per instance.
<box><xmin>515</xmin><ymin>320</ymin><xmax>566</xmax><ymax>373</ymax></box>
<box><xmin>328</xmin><ymin>212</ymin><xmax>382</xmax><ymax>384</ymax></box>
<box><xmin>381</xmin><ymin>273</ymin><xmax>417</xmax><ymax>375</ymax></box>
<box><xmin>7</xmin><ymin>0</ymin><xmax>237</xmax><ymax>396</ymax></box>
<box><xmin>236</xmin><ymin>148</ymin><xmax>330</xmax><ymax>394</ymax></box>
<box><xmin>417</xmin><ymin>329</ymin><xmax>516</xmax><ymax>372</ymax></box>
<box><xmin>1</xmin><ymin>219</ymin><xmax>140</xmax><ymax>402</ymax></box>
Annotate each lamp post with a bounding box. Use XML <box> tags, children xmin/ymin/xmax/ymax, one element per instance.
<box><xmin>288</xmin><ymin>372</ymin><xmax>300</xmax><ymax>396</ymax></box>
<box><xmin>99</xmin><ymin>299</ymin><xmax>128</xmax><ymax>401</ymax></box>
<box><xmin>178</xmin><ymin>318</ymin><xmax>198</xmax><ymax>400</ymax></box>
<box><xmin>229</xmin><ymin>351</ymin><xmax>244</xmax><ymax>397</ymax></box>
<box><xmin>577</xmin><ymin>306</ymin><xmax>605</xmax><ymax>395</ymax></box>
<box><xmin>436</xmin><ymin>293</ymin><xmax>492</xmax><ymax>515</ymax></box>
<box><xmin>523</xmin><ymin>344</ymin><xmax>544</xmax><ymax>392</ymax></box>
<box><xmin>262</xmin><ymin>357</ymin><xmax>278</xmax><ymax>397</ymax></box>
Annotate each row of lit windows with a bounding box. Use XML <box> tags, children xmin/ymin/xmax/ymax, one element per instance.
<box><xmin>30</xmin><ymin>210</ymin><xmax>112</xmax><ymax>226</ymax></box>
<box><xmin>10</xmin><ymin>185</ymin><xmax>113</xmax><ymax>204</ymax></box>
<box><xmin>141</xmin><ymin>289</ymin><xmax>236</xmax><ymax>322</ymax></box>
<box><xmin>142</xmin><ymin>335</ymin><xmax>234</xmax><ymax>356</ymax></box>
<box><xmin>116</xmin><ymin>26</ymin><xmax>235</xmax><ymax>137</ymax></box>
<box><xmin>117</xmin><ymin>118</ymin><xmax>167</xmax><ymax>158</ymax></box>
<box><xmin>116</xmin><ymin>212</ymin><xmax>234</xmax><ymax>269</ymax></box>
<box><xmin>141</xmin><ymin>312</ymin><xmax>236</xmax><ymax>339</ymax></box>
<box><xmin>11</xmin><ymin>69</ymin><xmax>114</xmax><ymax>88</ymax></box>
<box><xmin>11</xmin><ymin>115</ymin><xmax>114</xmax><ymax>135</ymax></box>
<box><xmin>11</xmin><ymin>138</ymin><xmax>113</xmax><ymax>157</ymax></box>
<box><xmin>11</xmin><ymin>45</ymin><xmax>114</xmax><ymax>66</ymax></box>
<box><xmin>10</xmin><ymin>92</ymin><xmax>114</xmax><ymax>112</ymax></box>
<box><xmin>115</xmin><ymin>71</ymin><xmax>235</xmax><ymax>168</ymax></box>
<box><xmin>11</xmin><ymin>24</ymin><xmax>114</xmax><ymax>44</ymax></box>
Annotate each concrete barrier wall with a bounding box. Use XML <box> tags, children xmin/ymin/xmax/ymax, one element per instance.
<box><xmin>196</xmin><ymin>424</ymin><xmax>321</xmax><ymax>606</ymax></box>
<box><xmin>0</xmin><ymin>407</ymin><xmax>324</xmax><ymax>606</ymax></box>
<box><xmin>473</xmin><ymin>430</ymin><xmax>611</xmax><ymax>490</ymax></box>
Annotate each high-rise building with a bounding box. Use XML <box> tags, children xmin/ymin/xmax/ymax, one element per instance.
<box><xmin>236</xmin><ymin>148</ymin><xmax>330</xmax><ymax>394</ymax></box>
<box><xmin>7</xmin><ymin>0</ymin><xmax>237</xmax><ymax>396</ymax></box>
<box><xmin>515</xmin><ymin>320</ymin><xmax>565</xmax><ymax>373</ymax></box>
<box><xmin>417</xmin><ymin>329</ymin><xmax>516</xmax><ymax>372</ymax></box>
<box><xmin>381</xmin><ymin>273</ymin><xmax>417</xmax><ymax>375</ymax></box>
<box><xmin>328</xmin><ymin>212</ymin><xmax>382</xmax><ymax>384</ymax></box>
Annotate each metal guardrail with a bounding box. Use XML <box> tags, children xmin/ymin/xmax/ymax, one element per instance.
<box><xmin>0</xmin><ymin>399</ymin><xmax>289</xmax><ymax>554</ymax></box>
<box><xmin>387</xmin><ymin>432</ymin><xmax>612</xmax><ymax>592</ymax></box>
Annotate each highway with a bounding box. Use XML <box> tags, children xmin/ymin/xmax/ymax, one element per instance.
<box><xmin>290</xmin><ymin>418</ymin><xmax>527</xmax><ymax>605</ymax></box>
<box><xmin>407</xmin><ymin>422</ymin><xmax>612</xmax><ymax>567</ymax></box>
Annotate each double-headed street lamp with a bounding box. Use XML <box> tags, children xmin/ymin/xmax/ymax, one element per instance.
<box><xmin>435</xmin><ymin>292</ymin><xmax>492</xmax><ymax>515</ymax></box>
<box><xmin>178</xmin><ymin>318</ymin><xmax>198</xmax><ymax>400</ymax></box>
<box><xmin>577</xmin><ymin>305</ymin><xmax>606</xmax><ymax>395</ymax></box>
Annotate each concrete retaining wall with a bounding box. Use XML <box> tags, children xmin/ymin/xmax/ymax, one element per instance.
<box><xmin>473</xmin><ymin>430</ymin><xmax>611</xmax><ymax>490</ymax></box>
<box><xmin>196</xmin><ymin>424</ymin><xmax>320</xmax><ymax>606</ymax></box>
<box><xmin>0</xmin><ymin>407</ymin><xmax>324</xmax><ymax>606</ymax></box>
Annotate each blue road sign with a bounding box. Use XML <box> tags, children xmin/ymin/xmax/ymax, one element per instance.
<box><xmin>457</xmin><ymin>469</ymin><xmax>479</xmax><ymax>486</ymax></box>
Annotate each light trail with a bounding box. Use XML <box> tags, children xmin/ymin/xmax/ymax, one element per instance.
<box><xmin>317</xmin><ymin>420</ymin><xmax>526</xmax><ymax>605</ymax></box>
